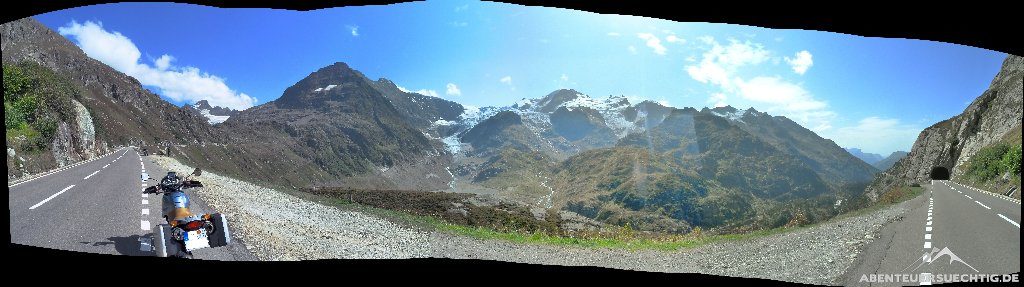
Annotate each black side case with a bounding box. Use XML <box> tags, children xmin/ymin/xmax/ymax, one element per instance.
<box><xmin>208</xmin><ymin>213</ymin><xmax>231</xmax><ymax>248</ymax></box>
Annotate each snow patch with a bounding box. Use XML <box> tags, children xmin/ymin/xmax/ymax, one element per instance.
<box><xmin>199</xmin><ymin>109</ymin><xmax>231</xmax><ymax>124</ymax></box>
<box><xmin>711</xmin><ymin>109</ymin><xmax>746</xmax><ymax>124</ymax></box>
<box><xmin>313</xmin><ymin>84</ymin><xmax>338</xmax><ymax>92</ymax></box>
<box><xmin>445</xmin><ymin>166</ymin><xmax>456</xmax><ymax>191</ymax></box>
<box><xmin>432</xmin><ymin>119</ymin><xmax>455</xmax><ymax>127</ymax></box>
<box><xmin>441</xmin><ymin>134</ymin><xmax>463</xmax><ymax>155</ymax></box>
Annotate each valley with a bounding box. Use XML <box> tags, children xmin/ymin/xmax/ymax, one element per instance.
<box><xmin>5</xmin><ymin>9</ymin><xmax>1021</xmax><ymax>284</ymax></box>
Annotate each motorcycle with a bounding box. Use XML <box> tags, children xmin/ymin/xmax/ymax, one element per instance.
<box><xmin>143</xmin><ymin>168</ymin><xmax>231</xmax><ymax>258</ymax></box>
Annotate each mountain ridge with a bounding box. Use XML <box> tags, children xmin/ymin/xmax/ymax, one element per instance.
<box><xmin>865</xmin><ymin>55</ymin><xmax>1022</xmax><ymax>201</ymax></box>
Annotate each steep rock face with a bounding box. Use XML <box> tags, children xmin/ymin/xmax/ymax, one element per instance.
<box><xmin>866</xmin><ymin>55</ymin><xmax>1022</xmax><ymax>200</ymax></box>
<box><xmin>1</xmin><ymin>18</ymin><xmax>213</xmax><ymax>149</ymax></box>
<box><xmin>4</xmin><ymin>61</ymin><xmax>100</xmax><ymax>179</ymax></box>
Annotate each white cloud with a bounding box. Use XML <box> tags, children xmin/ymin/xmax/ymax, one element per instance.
<box><xmin>628</xmin><ymin>45</ymin><xmax>637</xmax><ymax>55</ymax></box>
<box><xmin>732</xmin><ymin>76</ymin><xmax>835</xmax><ymax>131</ymax></box>
<box><xmin>666</xmin><ymin>35</ymin><xmax>685</xmax><ymax>44</ymax></box>
<box><xmin>685</xmin><ymin>38</ymin><xmax>770</xmax><ymax>90</ymax></box>
<box><xmin>398</xmin><ymin>86</ymin><xmax>439</xmax><ymax>97</ymax></box>
<box><xmin>445</xmin><ymin>83</ymin><xmax>461</xmax><ymax>96</ymax></box>
<box><xmin>686</xmin><ymin>37</ymin><xmax>833</xmax><ymax>132</ymax></box>
<box><xmin>697</xmin><ymin>36</ymin><xmax>715</xmax><ymax>44</ymax></box>
<box><xmin>785</xmin><ymin>50</ymin><xmax>813</xmax><ymax>75</ymax></box>
<box><xmin>500</xmin><ymin>76</ymin><xmax>512</xmax><ymax>85</ymax></box>
<box><xmin>707</xmin><ymin>93</ymin><xmax>728</xmax><ymax>108</ymax></box>
<box><xmin>637</xmin><ymin>33</ymin><xmax>667</xmax><ymax>55</ymax></box>
<box><xmin>824</xmin><ymin>117</ymin><xmax>921</xmax><ymax>155</ymax></box>
<box><xmin>607</xmin><ymin>32</ymin><xmax>621</xmax><ymax>37</ymax></box>
<box><xmin>347</xmin><ymin>25</ymin><xmax>359</xmax><ymax>37</ymax></box>
<box><xmin>58</xmin><ymin>20</ymin><xmax>256</xmax><ymax>110</ymax></box>
<box><xmin>154</xmin><ymin>54</ymin><xmax>174</xmax><ymax>71</ymax></box>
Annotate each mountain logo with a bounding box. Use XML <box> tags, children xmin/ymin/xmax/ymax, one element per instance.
<box><xmin>902</xmin><ymin>246</ymin><xmax>979</xmax><ymax>273</ymax></box>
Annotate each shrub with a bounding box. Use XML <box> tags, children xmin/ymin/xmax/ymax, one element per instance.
<box><xmin>1003</xmin><ymin>145</ymin><xmax>1021</xmax><ymax>175</ymax></box>
<box><xmin>964</xmin><ymin>144</ymin><xmax>1011</xmax><ymax>182</ymax></box>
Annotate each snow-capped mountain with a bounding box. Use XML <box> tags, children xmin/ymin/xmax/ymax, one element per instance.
<box><xmin>186</xmin><ymin>100</ymin><xmax>240</xmax><ymax>124</ymax></box>
<box><xmin>445</xmin><ymin>89</ymin><xmax>676</xmax><ymax>158</ymax></box>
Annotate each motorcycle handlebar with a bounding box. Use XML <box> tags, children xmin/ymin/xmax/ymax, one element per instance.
<box><xmin>142</xmin><ymin>180</ymin><xmax>203</xmax><ymax>194</ymax></box>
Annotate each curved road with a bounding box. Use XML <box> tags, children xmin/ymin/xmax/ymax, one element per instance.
<box><xmin>8</xmin><ymin>147</ymin><xmax>254</xmax><ymax>260</ymax></box>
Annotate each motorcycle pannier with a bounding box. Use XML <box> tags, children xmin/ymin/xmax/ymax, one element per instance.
<box><xmin>208</xmin><ymin>213</ymin><xmax>231</xmax><ymax>248</ymax></box>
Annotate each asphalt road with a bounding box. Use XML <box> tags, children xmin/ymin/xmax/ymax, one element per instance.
<box><xmin>8</xmin><ymin>147</ymin><xmax>254</xmax><ymax>260</ymax></box>
<box><xmin>845</xmin><ymin>180</ymin><xmax>1021</xmax><ymax>286</ymax></box>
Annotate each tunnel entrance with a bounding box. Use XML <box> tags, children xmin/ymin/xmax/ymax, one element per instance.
<box><xmin>930</xmin><ymin>166</ymin><xmax>950</xmax><ymax>180</ymax></box>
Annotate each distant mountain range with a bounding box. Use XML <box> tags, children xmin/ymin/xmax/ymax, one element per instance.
<box><xmin>445</xmin><ymin>89</ymin><xmax>879</xmax><ymax>231</ymax></box>
<box><xmin>845</xmin><ymin>148</ymin><xmax>885</xmax><ymax>165</ymax></box>
<box><xmin>874</xmin><ymin>151</ymin><xmax>909</xmax><ymax>171</ymax></box>
<box><xmin>5</xmin><ymin>17</ymin><xmax>954</xmax><ymax>234</ymax></box>
<box><xmin>185</xmin><ymin>100</ymin><xmax>239</xmax><ymax>124</ymax></box>
<box><xmin>845</xmin><ymin>148</ymin><xmax>908</xmax><ymax>171</ymax></box>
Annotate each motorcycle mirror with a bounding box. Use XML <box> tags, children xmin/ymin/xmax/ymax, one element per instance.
<box><xmin>192</xmin><ymin>168</ymin><xmax>202</xmax><ymax>177</ymax></box>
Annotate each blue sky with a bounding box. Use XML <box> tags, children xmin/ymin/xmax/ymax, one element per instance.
<box><xmin>34</xmin><ymin>0</ymin><xmax>1007</xmax><ymax>155</ymax></box>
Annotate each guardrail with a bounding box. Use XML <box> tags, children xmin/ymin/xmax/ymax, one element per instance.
<box><xmin>949</xmin><ymin>180</ymin><xmax>1022</xmax><ymax>205</ymax></box>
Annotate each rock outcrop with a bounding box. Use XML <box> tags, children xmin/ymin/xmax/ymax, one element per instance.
<box><xmin>865</xmin><ymin>55</ymin><xmax>1023</xmax><ymax>200</ymax></box>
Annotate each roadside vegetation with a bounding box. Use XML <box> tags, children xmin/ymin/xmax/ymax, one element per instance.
<box><xmin>5</xmin><ymin>62</ymin><xmax>83</xmax><ymax>178</ymax></box>
<box><xmin>958</xmin><ymin>127</ymin><xmax>1022</xmax><ymax>198</ymax></box>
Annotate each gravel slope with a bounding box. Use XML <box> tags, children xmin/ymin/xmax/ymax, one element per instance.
<box><xmin>153</xmin><ymin>155</ymin><xmax>913</xmax><ymax>284</ymax></box>
<box><xmin>431</xmin><ymin>200</ymin><xmax>913</xmax><ymax>285</ymax></box>
<box><xmin>151</xmin><ymin>156</ymin><xmax>431</xmax><ymax>260</ymax></box>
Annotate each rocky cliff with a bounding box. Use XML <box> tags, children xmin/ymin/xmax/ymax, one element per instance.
<box><xmin>865</xmin><ymin>55</ymin><xmax>1023</xmax><ymax>200</ymax></box>
<box><xmin>1</xmin><ymin>17</ymin><xmax>214</xmax><ymax>175</ymax></box>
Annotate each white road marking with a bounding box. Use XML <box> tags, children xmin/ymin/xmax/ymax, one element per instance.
<box><xmin>998</xmin><ymin>214</ymin><xmax>1020</xmax><ymax>228</ymax></box>
<box><xmin>141</xmin><ymin>220</ymin><xmax>151</xmax><ymax>231</ymax></box>
<box><xmin>975</xmin><ymin>201</ymin><xmax>991</xmax><ymax>209</ymax></box>
<box><xmin>83</xmin><ymin>170</ymin><xmax>100</xmax><ymax>180</ymax></box>
<box><xmin>7</xmin><ymin>148</ymin><xmax>124</xmax><ymax>188</ymax></box>
<box><xmin>927</xmin><ymin>221</ymin><xmax>932</xmax><ymax>226</ymax></box>
<box><xmin>29</xmin><ymin>185</ymin><xmax>75</xmax><ymax>210</ymax></box>
<box><xmin>142</xmin><ymin>199</ymin><xmax>149</xmax><ymax>205</ymax></box>
<box><xmin>103</xmin><ymin>164</ymin><xmax>109</xmax><ymax>169</ymax></box>
<box><xmin>924</xmin><ymin>242</ymin><xmax>932</xmax><ymax>249</ymax></box>
<box><xmin>925</xmin><ymin>234</ymin><xmax>931</xmax><ymax>240</ymax></box>
<box><xmin>928</xmin><ymin>212</ymin><xmax>932</xmax><ymax>216</ymax></box>
<box><xmin>926</xmin><ymin>226</ymin><xmax>932</xmax><ymax>232</ymax></box>
<box><xmin>142</xmin><ymin>209</ymin><xmax>149</xmax><ymax>215</ymax></box>
<box><xmin>965</xmin><ymin>195</ymin><xmax>973</xmax><ymax>199</ymax></box>
<box><xmin>142</xmin><ymin>193</ymin><xmax>148</xmax><ymax>198</ymax></box>
<box><xmin>927</xmin><ymin>216</ymin><xmax>932</xmax><ymax>220</ymax></box>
